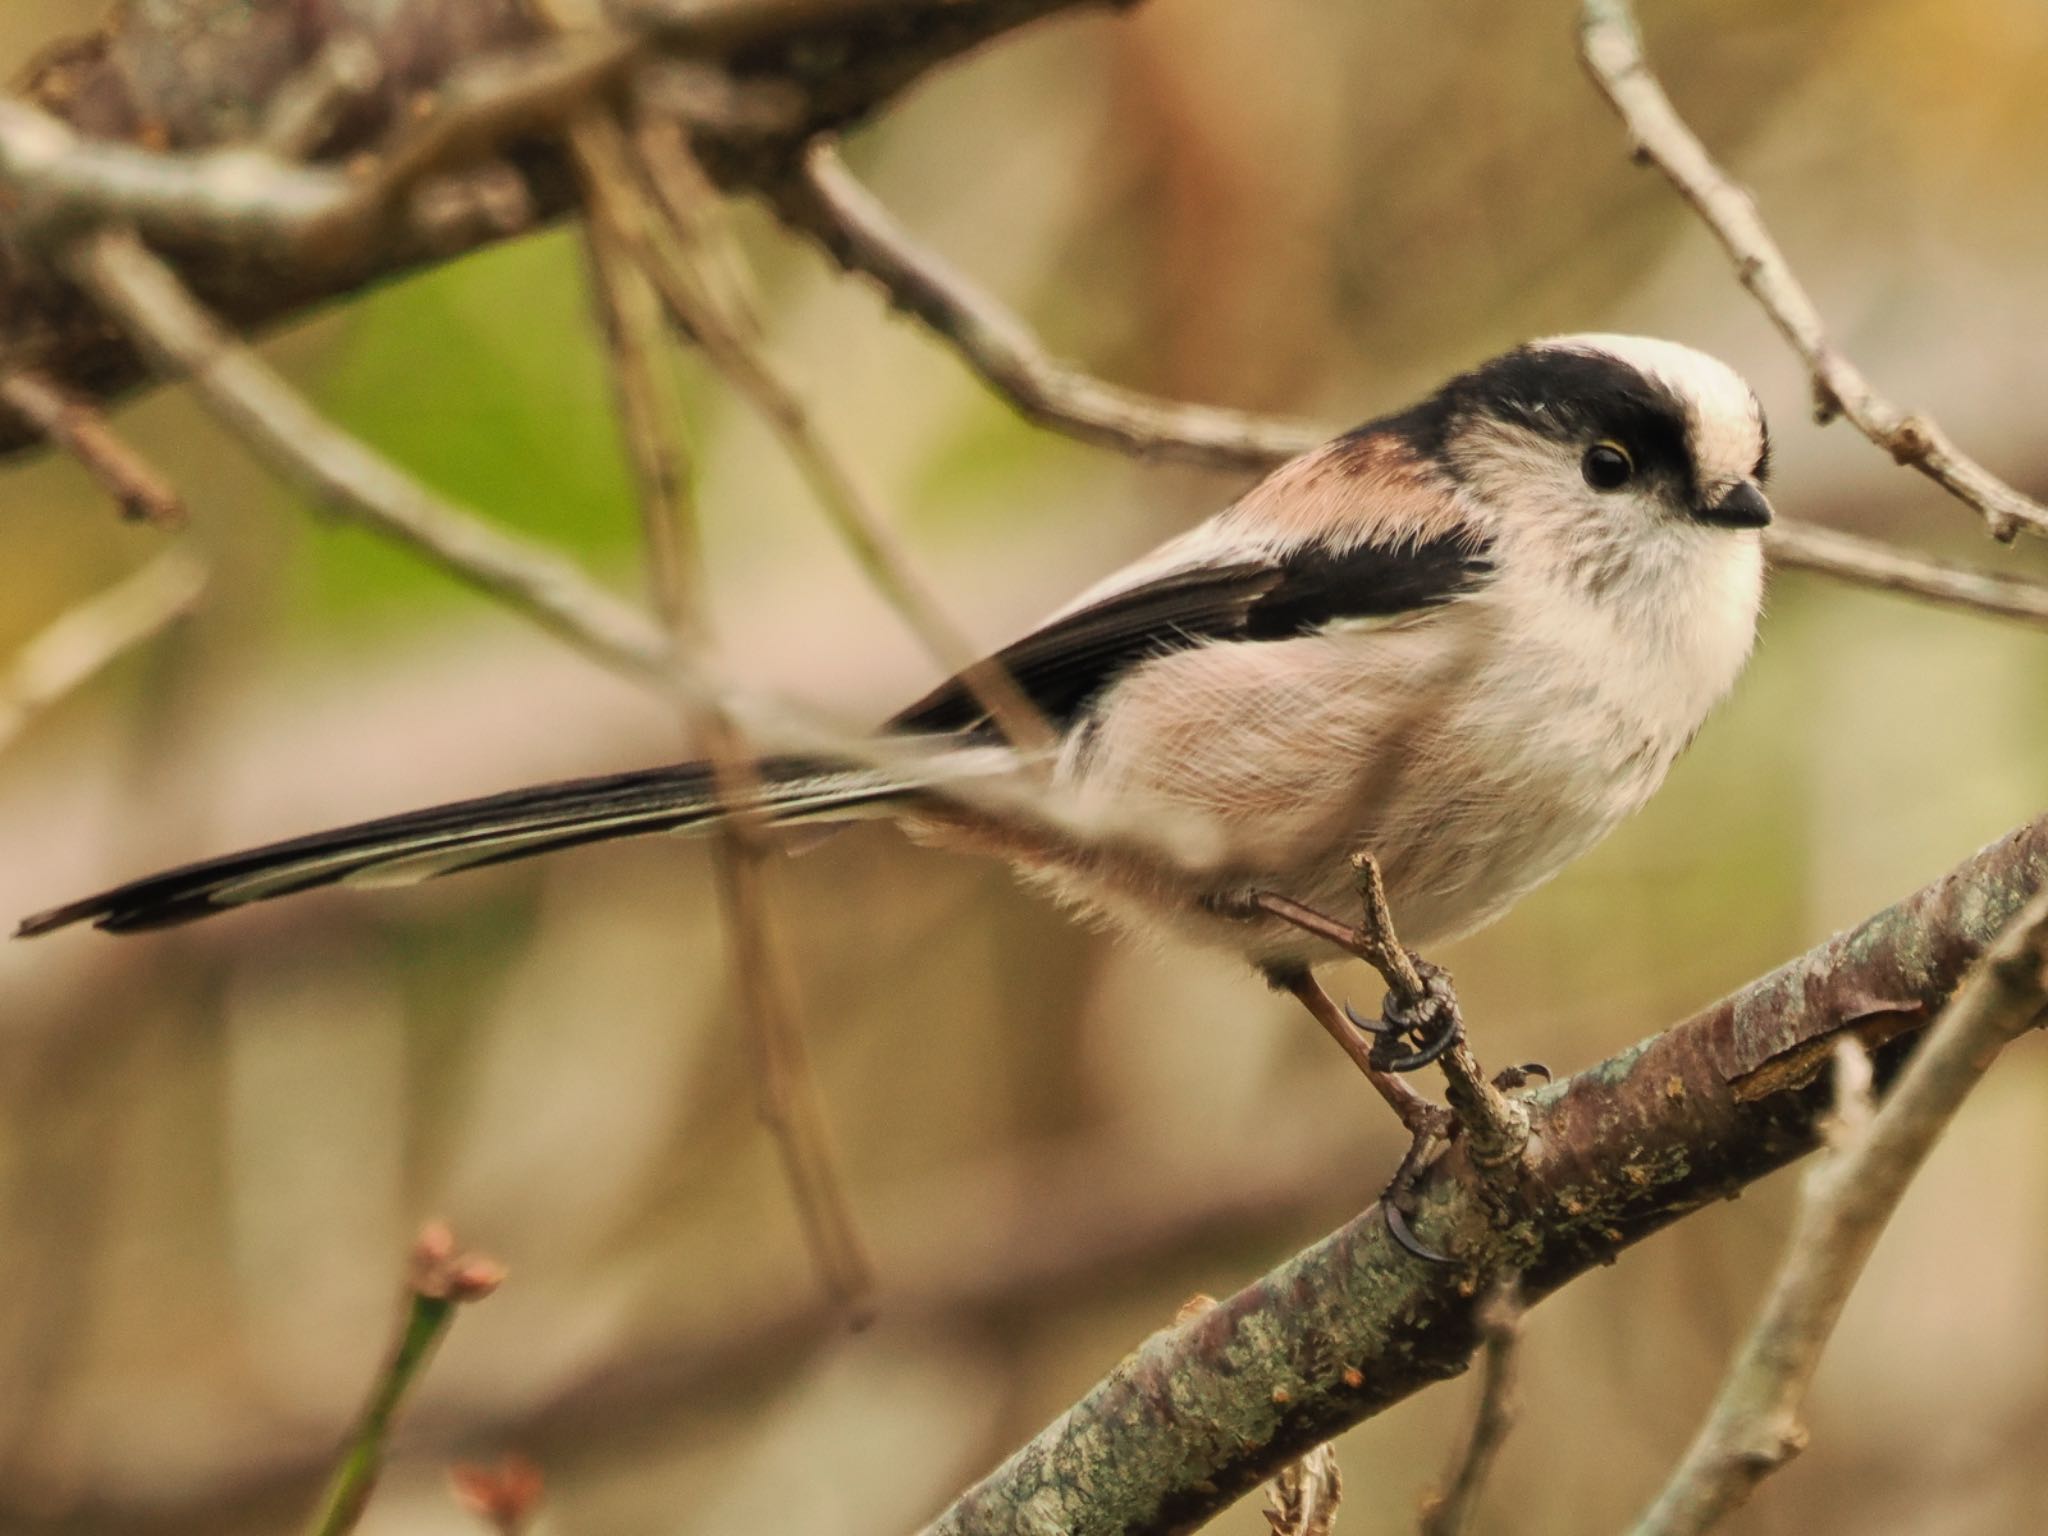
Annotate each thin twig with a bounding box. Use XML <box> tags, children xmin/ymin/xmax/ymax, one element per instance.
<box><xmin>623</xmin><ymin>132</ymin><xmax>1056</xmax><ymax>755</ymax></box>
<box><xmin>1419</xmin><ymin>1277</ymin><xmax>1524</xmax><ymax>1536</ymax></box>
<box><xmin>1579</xmin><ymin>0</ymin><xmax>2048</xmax><ymax>544</ymax></box>
<box><xmin>553</xmin><ymin>22</ymin><xmax>877</xmax><ymax>1315</ymax></box>
<box><xmin>776</xmin><ymin>142</ymin><xmax>1325</xmax><ymax>472</ymax></box>
<box><xmin>780</xmin><ymin>145</ymin><xmax>2048</xmax><ymax>624</ymax></box>
<box><xmin>306</xmin><ymin>1223</ymin><xmax>504</xmax><ymax>1536</ymax></box>
<box><xmin>1630</xmin><ymin>891</ymin><xmax>2048</xmax><ymax>1536</ymax></box>
<box><xmin>69</xmin><ymin>227</ymin><xmax>674</xmax><ymax>681</ymax></box>
<box><xmin>0</xmin><ymin>368</ymin><xmax>185</xmax><ymax>526</ymax></box>
<box><xmin>709</xmin><ymin>836</ymin><xmax>879</xmax><ymax>1320</ymax></box>
<box><xmin>257</xmin><ymin>32</ymin><xmax>385</xmax><ymax>159</ymax></box>
<box><xmin>1352</xmin><ymin>853</ymin><xmax>1527</xmax><ymax>1170</ymax></box>
<box><xmin>0</xmin><ymin>551</ymin><xmax>207</xmax><ymax>755</ymax></box>
<box><xmin>1765</xmin><ymin>521</ymin><xmax>2048</xmax><ymax>630</ymax></box>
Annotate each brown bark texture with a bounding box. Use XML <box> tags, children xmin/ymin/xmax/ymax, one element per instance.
<box><xmin>0</xmin><ymin>0</ymin><xmax>1123</xmax><ymax>459</ymax></box>
<box><xmin>923</xmin><ymin>814</ymin><xmax>2048</xmax><ymax>1535</ymax></box>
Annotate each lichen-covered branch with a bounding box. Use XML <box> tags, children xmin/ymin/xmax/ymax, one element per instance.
<box><xmin>1630</xmin><ymin>895</ymin><xmax>2048</xmax><ymax>1536</ymax></box>
<box><xmin>921</xmin><ymin>814</ymin><xmax>2048</xmax><ymax>1536</ymax></box>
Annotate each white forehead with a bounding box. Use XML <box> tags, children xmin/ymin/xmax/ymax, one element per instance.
<box><xmin>1537</xmin><ymin>332</ymin><xmax>1766</xmax><ymax>483</ymax></box>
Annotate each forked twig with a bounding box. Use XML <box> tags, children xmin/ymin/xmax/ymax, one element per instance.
<box><xmin>70</xmin><ymin>227</ymin><xmax>674</xmax><ymax>681</ymax></box>
<box><xmin>774</xmin><ymin>142</ymin><xmax>2048</xmax><ymax>628</ymax></box>
<box><xmin>1255</xmin><ymin>857</ymin><xmax>1528</xmax><ymax>1170</ymax></box>
<box><xmin>549</xmin><ymin>22</ymin><xmax>878</xmax><ymax>1315</ymax></box>
<box><xmin>1580</xmin><ymin>0</ymin><xmax>2048</xmax><ymax>544</ymax></box>
<box><xmin>1631</xmin><ymin>893</ymin><xmax>2048</xmax><ymax>1535</ymax></box>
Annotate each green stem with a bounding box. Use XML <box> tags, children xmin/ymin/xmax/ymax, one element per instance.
<box><xmin>305</xmin><ymin>1292</ymin><xmax>460</xmax><ymax>1536</ymax></box>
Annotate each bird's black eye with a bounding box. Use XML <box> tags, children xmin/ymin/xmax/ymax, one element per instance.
<box><xmin>1582</xmin><ymin>441</ymin><xmax>1634</xmax><ymax>491</ymax></box>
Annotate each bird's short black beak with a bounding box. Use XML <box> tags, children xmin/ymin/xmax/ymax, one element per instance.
<box><xmin>1699</xmin><ymin>481</ymin><xmax>1773</xmax><ymax>529</ymax></box>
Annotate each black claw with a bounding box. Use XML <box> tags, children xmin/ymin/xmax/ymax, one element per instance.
<box><xmin>1369</xmin><ymin>1012</ymin><xmax>1463</xmax><ymax>1073</ymax></box>
<box><xmin>1382</xmin><ymin>1199</ymin><xmax>1454</xmax><ymax>1265</ymax></box>
<box><xmin>1491</xmin><ymin>1060</ymin><xmax>1553</xmax><ymax>1091</ymax></box>
<box><xmin>1342</xmin><ymin>999</ymin><xmax>1392</xmax><ymax>1035</ymax></box>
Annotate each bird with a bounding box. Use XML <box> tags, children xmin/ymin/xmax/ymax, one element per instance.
<box><xmin>18</xmin><ymin>333</ymin><xmax>1772</xmax><ymax>1109</ymax></box>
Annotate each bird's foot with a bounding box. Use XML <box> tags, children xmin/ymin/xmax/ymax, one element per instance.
<box><xmin>1491</xmin><ymin>1061</ymin><xmax>1551</xmax><ymax>1093</ymax></box>
<box><xmin>1345</xmin><ymin>958</ymin><xmax>1464</xmax><ymax>1074</ymax></box>
<box><xmin>1379</xmin><ymin>1113</ymin><xmax>1455</xmax><ymax>1265</ymax></box>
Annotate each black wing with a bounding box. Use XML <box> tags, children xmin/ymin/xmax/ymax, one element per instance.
<box><xmin>889</xmin><ymin>531</ymin><xmax>1494</xmax><ymax>737</ymax></box>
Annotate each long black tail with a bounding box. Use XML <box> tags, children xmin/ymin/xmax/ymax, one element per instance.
<box><xmin>18</xmin><ymin>755</ymin><xmax>912</xmax><ymax>936</ymax></box>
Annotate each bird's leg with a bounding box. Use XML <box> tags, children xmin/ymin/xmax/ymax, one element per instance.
<box><xmin>1263</xmin><ymin>964</ymin><xmax>1451</xmax><ymax>1141</ymax></box>
<box><xmin>1249</xmin><ymin>854</ymin><xmax>1532</xmax><ymax>1175</ymax></box>
<box><xmin>1240</xmin><ymin>885</ymin><xmax>1463</xmax><ymax>1074</ymax></box>
<box><xmin>1262</xmin><ymin>964</ymin><xmax>1453</xmax><ymax>1265</ymax></box>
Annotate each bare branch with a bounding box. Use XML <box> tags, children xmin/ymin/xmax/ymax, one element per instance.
<box><xmin>1765</xmin><ymin>521</ymin><xmax>2048</xmax><ymax>631</ymax></box>
<box><xmin>306</xmin><ymin>1223</ymin><xmax>504</xmax><ymax>1536</ymax></box>
<box><xmin>0</xmin><ymin>0</ymin><xmax>1126</xmax><ymax>461</ymax></box>
<box><xmin>919</xmin><ymin>814</ymin><xmax>2048</xmax><ymax>1536</ymax></box>
<box><xmin>1419</xmin><ymin>1278</ymin><xmax>1524</xmax><ymax>1536</ymax></box>
<box><xmin>773</xmin><ymin>142</ymin><xmax>1326</xmax><ymax>471</ymax></box>
<box><xmin>624</xmin><ymin>133</ymin><xmax>1057</xmax><ymax>754</ymax></box>
<box><xmin>1630</xmin><ymin>896</ymin><xmax>2048</xmax><ymax>1536</ymax></box>
<box><xmin>68</xmin><ymin>228</ymin><xmax>675</xmax><ymax>681</ymax></box>
<box><xmin>772</xmin><ymin>148</ymin><xmax>2048</xmax><ymax>632</ymax></box>
<box><xmin>0</xmin><ymin>368</ymin><xmax>185</xmax><ymax>526</ymax></box>
<box><xmin>0</xmin><ymin>35</ymin><xmax>635</xmax><ymax>259</ymax></box>
<box><xmin>709</xmin><ymin>835</ymin><xmax>880</xmax><ymax>1319</ymax></box>
<box><xmin>0</xmin><ymin>551</ymin><xmax>207</xmax><ymax>755</ymax></box>
<box><xmin>1579</xmin><ymin>0</ymin><xmax>2048</xmax><ymax>544</ymax></box>
<box><xmin>556</xmin><ymin>37</ymin><xmax>878</xmax><ymax>1314</ymax></box>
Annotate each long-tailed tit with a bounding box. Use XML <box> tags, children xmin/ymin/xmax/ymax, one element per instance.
<box><xmin>20</xmin><ymin>335</ymin><xmax>1773</xmax><ymax>1045</ymax></box>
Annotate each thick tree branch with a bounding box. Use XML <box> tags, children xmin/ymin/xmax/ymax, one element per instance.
<box><xmin>921</xmin><ymin>813</ymin><xmax>2048</xmax><ymax>1536</ymax></box>
<box><xmin>0</xmin><ymin>0</ymin><xmax>1128</xmax><ymax>460</ymax></box>
<box><xmin>1631</xmin><ymin>895</ymin><xmax>2048</xmax><ymax>1535</ymax></box>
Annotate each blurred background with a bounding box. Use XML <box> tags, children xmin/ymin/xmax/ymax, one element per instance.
<box><xmin>2</xmin><ymin>1</ymin><xmax>2047</xmax><ymax>1532</ymax></box>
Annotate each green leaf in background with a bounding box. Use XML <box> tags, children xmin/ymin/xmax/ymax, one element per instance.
<box><xmin>285</xmin><ymin>231</ymin><xmax>643</xmax><ymax>638</ymax></box>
